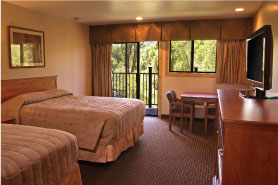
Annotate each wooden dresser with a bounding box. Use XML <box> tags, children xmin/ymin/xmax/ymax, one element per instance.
<box><xmin>214</xmin><ymin>89</ymin><xmax>278</xmax><ymax>185</ymax></box>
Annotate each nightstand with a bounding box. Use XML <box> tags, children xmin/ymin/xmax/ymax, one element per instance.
<box><xmin>1</xmin><ymin>117</ymin><xmax>16</xmax><ymax>124</ymax></box>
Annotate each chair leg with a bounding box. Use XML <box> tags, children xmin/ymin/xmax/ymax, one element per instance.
<box><xmin>189</xmin><ymin>107</ymin><xmax>193</xmax><ymax>132</ymax></box>
<box><xmin>180</xmin><ymin>115</ymin><xmax>183</xmax><ymax>133</ymax></box>
<box><xmin>169</xmin><ymin>115</ymin><xmax>172</xmax><ymax>131</ymax></box>
<box><xmin>173</xmin><ymin>116</ymin><xmax>176</xmax><ymax>129</ymax></box>
<box><xmin>204</xmin><ymin>119</ymin><xmax>208</xmax><ymax>136</ymax></box>
<box><xmin>213</xmin><ymin>118</ymin><xmax>217</xmax><ymax>134</ymax></box>
<box><xmin>184</xmin><ymin>115</ymin><xmax>187</xmax><ymax>127</ymax></box>
<box><xmin>189</xmin><ymin>117</ymin><xmax>193</xmax><ymax>132</ymax></box>
<box><xmin>205</xmin><ymin>108</ymin><xmax>208</xmax><ymax>136</ymax></box>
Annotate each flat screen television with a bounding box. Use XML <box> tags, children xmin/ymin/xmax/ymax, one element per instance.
<box><xmin>246</xmin><ymin>25</ymin><xmax>273</xmax><ymax>98</ymax></box>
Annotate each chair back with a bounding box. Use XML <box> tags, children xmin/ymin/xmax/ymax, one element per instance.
<box><xmin>166</xmin><ymin>90</ymin><xmax>177</xmax><ymax>103</ymax></box>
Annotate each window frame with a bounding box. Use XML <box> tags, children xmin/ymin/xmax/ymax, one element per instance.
<box><xmin>169</xmin><ymin>40</ymin><xmax>217</xmax><ymax>74</ymax></box>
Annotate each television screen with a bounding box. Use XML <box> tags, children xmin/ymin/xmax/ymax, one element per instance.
<box><xmin>247</xmin><ymin>33</ymin><xmax>264</xmax><ymax>83</ymax></box>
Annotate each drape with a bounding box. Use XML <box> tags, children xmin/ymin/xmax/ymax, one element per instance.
<box><xmin>216</xmin><ymin>40</ymin><xmax>246</xmax><ymax>84</ymax></box>
<box><xmin>91</xmin><ymin>43</ymin><xmax>112</xmax><ymax>96</ymax></box>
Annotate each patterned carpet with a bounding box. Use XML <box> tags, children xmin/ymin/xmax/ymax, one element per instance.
<box><xmin>79</xmin><ymin>117</ymin><xmax>217</xmax><ymax>185</ymax></box>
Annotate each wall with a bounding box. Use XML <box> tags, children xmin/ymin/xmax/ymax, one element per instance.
<box><xmin>254</xmin><ymin>2</ymin><xmax>278</xmax><ymax>93</ymax></box>
<box><xmin>1</xmin><ymin>2</ymin><xmax>91</xmax><ymax>95</ymax></box>
<box><xmin>159</xmin><ymin>41</ymin><xmax>248</xmax><ymax>115</ymax></box>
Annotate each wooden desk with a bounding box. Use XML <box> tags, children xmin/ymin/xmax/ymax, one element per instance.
<box><xmin>180</xmin><ymin>92</ymin><xmax>218</xmax><ymax>132</ymax></box>
<box><xmin>216</xmin><ymin>89</ymin><xmax>278</xmax><ymax>185</ymax></box>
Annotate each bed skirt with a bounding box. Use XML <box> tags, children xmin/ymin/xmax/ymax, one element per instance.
<box><xmin>78</xmin><ymin>122</ymin><xmax>144</xmax><ymax>163</ymax></box>
<box><xmin>57</xmin><ymin>163</ymin><xmax>82</xmax><ymax>185</ymax></box>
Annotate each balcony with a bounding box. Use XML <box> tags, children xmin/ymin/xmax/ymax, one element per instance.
<box><xmin>112</xmin><ymin>71</ymin><xmax>158</xmax><ymax>116</ymax></box>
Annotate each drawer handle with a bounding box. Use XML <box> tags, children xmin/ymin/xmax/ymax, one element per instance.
<box><xmin>218</xmin><ymin>149</ymin><xmax>223</xmax><ymax>156</ymax></box>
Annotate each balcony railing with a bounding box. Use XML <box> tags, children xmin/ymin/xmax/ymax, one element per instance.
<box><xmin>112</xmin><ymin>69</ymin><xmax>158</xmax><ymax>108</ymax></box>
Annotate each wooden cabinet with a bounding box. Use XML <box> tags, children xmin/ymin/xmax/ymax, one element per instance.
<box><xmin>1</xmin><ymin>117</ymin><xmax>16</xmax><ymax>124</ymax></box>
<box><xmin>215</xmin><ymin>89</ymin><xmax>278</xmax><ymax>185</ymax></box>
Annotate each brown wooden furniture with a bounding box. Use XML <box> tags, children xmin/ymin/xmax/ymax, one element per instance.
<box><xmin>205</xmin><ymin>103</ymin><xmax>217</xmax><ymax>135</ymax></box>
<box><xmin>167</xmin><ymin>90</ymin><xmax>193</xmax><ymax>133</ymax></box>
<box><xmin>180</xmin><ymin>92</ymin><xmax>218</xmax><ymax>133</ymax></box>
<box><xmin>1</xmin><ymin>76</ymin><xmax>57</xmax><ymax>103</ymax></box>
<box><xmin>215</xmin><ymin>89</ymin><xmax>278</xmax><ymax>185</ymax></box>
<box><xmin>180</xmin><ymin>100</ymin><xmax>194</xmax><ymax>133</ymax></box>
<box><xmin>1</xmin><ymin>117</ymin><xmax>16</xmax><ymax>124</ymax></box>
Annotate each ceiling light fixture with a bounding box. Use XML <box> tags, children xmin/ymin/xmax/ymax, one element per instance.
<box><xmin>72</xmin><ymin>17</ymin><xmax>81</xmax><ymax>22</ymax></box>
<box><xmin>136</xmin><ymin>16</ymin><xmax>143</xmax><ymax>21</ymax></box>
<box><xmin>235</xmin><ymin>8</ymin><xmax>245</xmax><ymax>12</ymax></box>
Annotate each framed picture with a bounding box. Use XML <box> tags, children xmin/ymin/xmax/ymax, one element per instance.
<box><xmin>9</xmin><ymin>26</ymin><xmax>45</xmax><ymax>68</ymax></box>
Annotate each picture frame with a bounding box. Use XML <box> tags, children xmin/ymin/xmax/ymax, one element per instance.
<box><xmin>9</xmin><ymin>26</ymin><xmax>45</xmax><ymax>68</ymax></box>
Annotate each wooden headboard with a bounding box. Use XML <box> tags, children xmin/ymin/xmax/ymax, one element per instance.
<box><xmin>1</xmin><ymin>76</ymin><xmax>57</xmax><ymax>103</ymax></box>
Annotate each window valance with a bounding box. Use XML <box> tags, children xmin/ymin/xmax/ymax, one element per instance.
<box><xmin>161</xmin><ymin>21</ymin><xmax>191</xmax><ymax>41</ymax></box>
<box><xmin>136</xmin><ymin>23</ymin><xmax>161</xmax><ymax>42</ymax></box>
<box><xmin>89</xmin><ymin>18</ymin><xmax>253</xmax><ymax>43</ymax></box>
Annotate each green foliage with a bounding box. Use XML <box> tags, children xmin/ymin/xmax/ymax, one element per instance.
<box><xmin>11</xmin><ymin>44</ymin><xmax>20</xmax><ymax>66</ymax></box>
<box><xmin>170</xmin><ymin>41</ymin><xmax>191</xmax><ymax>71</ymax></box>
<box><xmin>11</xmin><ymin>44</ymin><xmax>36</xmax><ymax>67</ymax></box>
<box><xmin>170</xmin><ymin>40</ymin><xmax>216</xmax><ymax>72</ymax></box>
<box><xmin>111</xmin><ymin>42</ymin><xmax>159</xmax><ymax>106</ymax></box>
<box><xmin>194</xmin><ymin>40</ymin><xmax>216</xmax><ymax>72</ymax></box>
<box><xmin>23</xmin><ymin>44</ymin><xmax>34</xmax><ymax>64</ymax></box>
<box><xmin>112</xmin><ymin>44</ymin><xmax>125</xmax><ymax>73</ymax></box>
<box><xmin>140</xmin><ymin>42</ymin><xmax>158</xmax><ymax>73</ymax></box>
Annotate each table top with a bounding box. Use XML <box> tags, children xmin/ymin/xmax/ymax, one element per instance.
<box><xmin>180</xmin><ymin>92</ymin><xmax>218</xmax><ymax>99</ymax></box>
<box><xmin>218</xmin><ymin>89</ymin><xmax>278</xmax><ymax>125</ymax></box>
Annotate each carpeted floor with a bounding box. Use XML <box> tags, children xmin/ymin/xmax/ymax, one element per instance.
<box><xmin>79</xmin><ymin>117</ymin><xmax>217</xmax><ymax>185</ymax></box>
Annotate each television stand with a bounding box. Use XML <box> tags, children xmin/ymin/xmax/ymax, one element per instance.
<box><xmin>239</xmin><ymin>88</ymin><xmax>278</xmax><ymax>99</ymax></box>
<box><xmin>214</xmin><ymin>89</ymin><xmax>278</xmax><ymax>185</ymax></box>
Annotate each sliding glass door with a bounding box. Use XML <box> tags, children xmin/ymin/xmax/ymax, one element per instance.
<box><xmin>112</xmin><ymin>42</ymin><xmax>158</xmax><ymax>110</ymax></box>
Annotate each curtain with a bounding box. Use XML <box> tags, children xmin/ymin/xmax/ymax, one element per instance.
<box><xmin>216</xmin><ymin>40</ymin><xmax>246</xmax><ymax>84</ymax></box>
<box><xmin>91</xmin><ymin>43</ymin><xmax>112</xmax><ymax>96</ymax></box>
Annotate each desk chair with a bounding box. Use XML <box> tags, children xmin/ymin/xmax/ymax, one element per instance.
<box><xmin>167</xmin><ymin>90</ymin><xmax>193</xmax><ymax>133</ymax></box>
<box><xmin>204</xmin><ymin>103</ymin><xmax>217</xmax><ymax>135</ymax></box>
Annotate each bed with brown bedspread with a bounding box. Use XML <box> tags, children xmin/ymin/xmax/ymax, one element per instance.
<box><xmin>1</xmin><ymin>124</ymin><xmax>82</xmax><ymax>185</ymax></box>
<box><xmin>2</xmin><ymin>88</ymin><xmax>145</xmax><ymax>163</ymax></box>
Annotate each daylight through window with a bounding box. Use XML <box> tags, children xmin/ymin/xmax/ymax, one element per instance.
<box><xmin>170</xmin><ymin>40</ymin><xmax>217</xmax><ymax>73</ymax></box>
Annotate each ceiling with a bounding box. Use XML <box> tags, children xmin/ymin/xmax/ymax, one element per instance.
<box><xmin>6</xmin><ymin>1</ymin><xmax>263</xmax><ymax>25</ymax></box>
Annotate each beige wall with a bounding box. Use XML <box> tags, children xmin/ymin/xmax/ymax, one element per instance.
<box><xmin>159</xmin><ymin>41</ymin><xmax>248</xmax><ymax>115</ymax></box>
<box><xmin>1</xmin><ymin>2</ymin><xmax>91</xmax><ymax>95</ymax></box>
<box><xmin>254</xmin><ymin>2</ymin><xmax>278</xmax><ymax>93</ymax></box>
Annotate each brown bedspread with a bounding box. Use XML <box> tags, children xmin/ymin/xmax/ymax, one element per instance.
<box><xmin>1</xmin><ymin>124</ymin><xmax>78</xmax><ymax>185</ymax></box>
<box><xmin>2</xmin><ymin>89</ymin><xmax>145</xmax><ymax>151</ymax></box>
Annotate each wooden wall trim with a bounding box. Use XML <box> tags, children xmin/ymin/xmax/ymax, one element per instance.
<box><xmin>1</xmin><ymin>76</ymin><xmax>57</xmax><ymax>103</ymax></box>
<box><xmin>158</xmin><ymin>42</ymin><xmax>166</xmax><ymax>118</ymax></box>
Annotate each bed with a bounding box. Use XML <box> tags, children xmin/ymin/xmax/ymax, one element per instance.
<box><xmin>1</xmin><ymin>76</ymin><xmax>145</xmax><ymax>163</ymax></box>
<box><xmin>1</xmin><ymin>123</ymin><xmax>82</xmax><ymax>185</ymax></box>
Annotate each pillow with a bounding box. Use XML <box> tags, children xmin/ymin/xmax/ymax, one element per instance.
<box><xmin>1</xmin><ymin>89</ymin><xmax>73</xmax><ymax>124</ymax></box>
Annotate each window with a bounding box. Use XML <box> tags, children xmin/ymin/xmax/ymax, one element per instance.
<box><xmin>170</xmin><ymin>40</ymin><xmax>217</xmax><ymax>73</ymax></box>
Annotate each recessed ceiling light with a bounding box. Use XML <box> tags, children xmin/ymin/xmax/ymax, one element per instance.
<box><xmin>136</xmin><ymin>16</ymin><xmax>143</xmax><ymax>21</ymax></box>
<box><xmin>72</xmin><ymin>17</ymin><xmax>81</xmax><ymax>22</ymax></box>
<box><xmin>235</xmin><ymin>8</ymin><xmax>245</xmax><ymax>12</ymax></box>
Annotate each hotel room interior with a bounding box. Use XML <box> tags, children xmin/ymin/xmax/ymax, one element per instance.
<box><xmin>1</xmin><ymin>1</ymin><xmax>278</xmax><ymax>185</ymax></box>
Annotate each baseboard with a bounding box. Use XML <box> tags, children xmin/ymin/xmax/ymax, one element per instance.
<box><xmin>161</xmin><ymin>114</ymin><xmax>169</xmax><ymax>118</ymax></box>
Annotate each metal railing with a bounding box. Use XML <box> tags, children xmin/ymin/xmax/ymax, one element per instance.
<box><xmin>112</xmin><ymin>68</ymin><xmax>158</xmax><ymax>108</ymax></box>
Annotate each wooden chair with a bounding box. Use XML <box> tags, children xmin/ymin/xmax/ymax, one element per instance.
<box><xmin>181</xmin><ymin>99</ymin><xmax>194</xmax><ymax>133</ymax></box>
<box><xmin>204</xmin><ymin>103</ymin><xmax>216</xmax><ymax>135</ymax></box>
<box><xmin>167</xmin><ymin>90</ymin><xmax>193</xmax><ymax>133</ymax></box>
